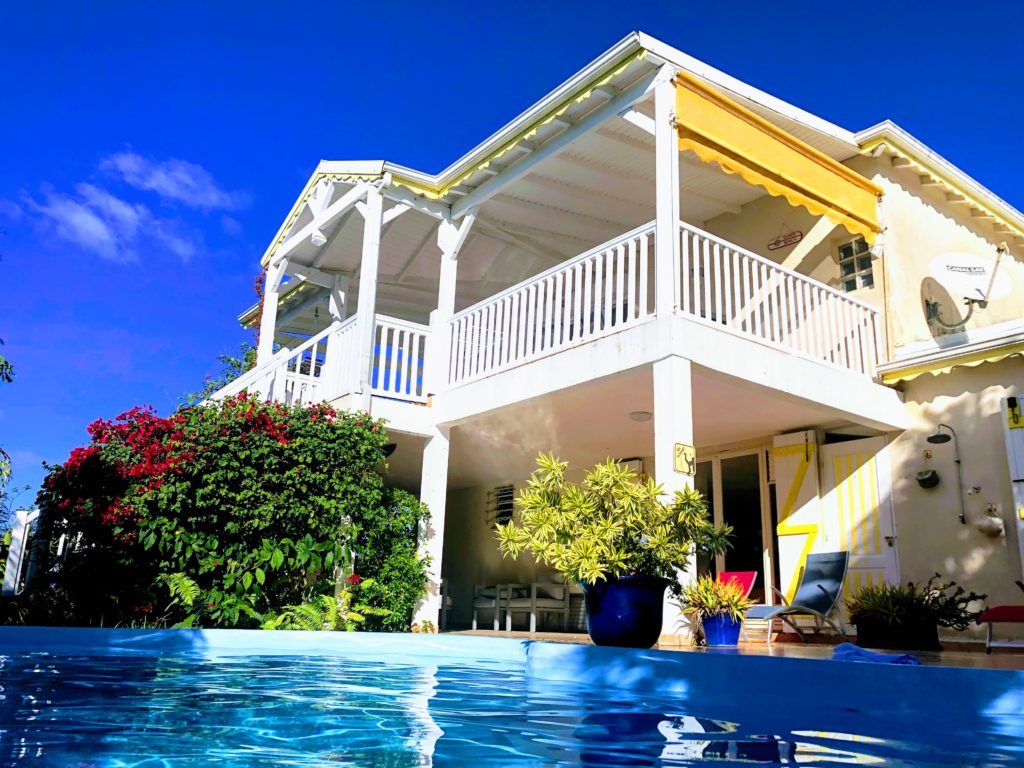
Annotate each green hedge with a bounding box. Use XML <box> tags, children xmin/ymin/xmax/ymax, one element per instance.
<box><xmin>18</xmin><ymin>395</ymin><xmax>428</xmax><ymax>630</ymax></box>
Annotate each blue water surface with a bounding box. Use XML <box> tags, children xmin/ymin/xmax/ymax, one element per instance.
<box><xmin>0</xmin><ymin>652</ymin><xmax>1017</xmax><ymax>767</ymax></box>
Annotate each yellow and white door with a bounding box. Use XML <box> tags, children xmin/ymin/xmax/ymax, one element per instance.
<box><xmin>819</xmin><ymin>436</ymin><xmax>900</xmax><ymax>603</ymax></box>
<box><xmin>772</xmin><ymin>431</ymin><xmax>899</xmax><ymax>623</ymax></box>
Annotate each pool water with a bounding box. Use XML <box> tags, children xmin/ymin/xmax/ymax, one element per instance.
<box><xmin>0</xmin><ymin>652</ymin><xmax>1018</xmax><ymax>766</ymax></box>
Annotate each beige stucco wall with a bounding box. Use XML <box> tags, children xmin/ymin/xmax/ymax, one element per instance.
<box><xmin>887</xmin><ymin>357</ymin><xmax>1023</xmax><ymax>641</ymax></box>
<box><xmin>847</xmin><ymin>155</ymin><xmax>1024</xmax><ymax>354</ymax></box>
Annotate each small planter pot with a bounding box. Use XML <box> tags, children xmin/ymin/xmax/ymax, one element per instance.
<box><xmin>853</xmin><ymin>617</ymin><xmax>941</xmax><ymax>651</ymax></box>
<box><xmin>581</xmin><ymin>575</ymin><xmax>671</xmax><ymax>649</ymax></box>
<box><xmin>701</xmin><ymin>614</ymin><xmax>742</xmax><ymax>647</ymax></box>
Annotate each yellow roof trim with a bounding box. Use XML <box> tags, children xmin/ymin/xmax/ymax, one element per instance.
<box><xmin>881</xmin><ymin>341</ymin><xmax>1024</xmax><ymax>385</ymax></box>
<box><xmin>860</xmin><ymin>137</ymin><xmax>1024</xmax><ymax>240</ymax></box>
<box><xmin>391</xmin><ymin>49</ymin><xmax>649</xmax><ymax>201</ymax></box>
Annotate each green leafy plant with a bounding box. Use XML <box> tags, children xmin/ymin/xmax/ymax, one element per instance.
<box><xmin>846</xmin><ymin>574</ymin><xmax>986</xmax><ymax>631</ymax></box>
<box><xmin>496</xmin><ymin>454</ymin><xmax>731</xmax><ymax>593</ymax></box>
<box><xmin>677</xmin><ymin>575</ymin><xmax>754</xmax><ymax>628</ymax></box>
<box><xmin>262</xmin><ymin>578</ymin><xmax>388</xmax><ymax>631</ymax></box>
<box><xmin>25</xmin><ymin>396</ymin><xmax>429</xmax><ymax>631</ymax></box>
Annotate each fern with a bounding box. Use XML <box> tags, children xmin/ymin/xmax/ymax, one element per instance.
<box><xmin>156</xmin><ymin>572</ymin><xmax>201</xmax><ymax>608</ymax></box>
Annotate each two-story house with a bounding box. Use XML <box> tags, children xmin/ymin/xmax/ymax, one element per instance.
<box><xmin>213</xmin><ymin>32</ymin><xmax>1024</xmax><ymax>645</ymax></box>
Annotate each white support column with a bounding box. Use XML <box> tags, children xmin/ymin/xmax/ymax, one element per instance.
<box><xmin>354</xmin><ymin>187</ymin><xmax>384</xmax><ymax>411</ymax></box>
<box><xmin>256</xmin><ymin>260</ymin><xmax>286</xmax><ymax>365</ymax></box>
<box><xmin>427</xmin><ymin>210</ymin><xmax>476</xmax><ymax>395</ymax></box>
<box><xmin>654</xmin><ymin>69</ymin><xmax>681</xmax><ymax>319</ymax></box>
<box><xmin>414</xmin><ymin>426</ymin><xmax>450</xmax><ymax>629</ymax></box>
<box><xmin>652</xmin><ymin>355</ymin><xmax>696</xmax><ymax>644</ymax></box>
<box><xmin>323</xmin><ymin>274</ymin><xmax>351</xmax><ymax>399</ymax></box>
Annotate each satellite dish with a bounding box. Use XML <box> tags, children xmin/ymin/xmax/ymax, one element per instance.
<box><xmin>929</xmin><ymin>251</ymin><xmax>1011</xmax><ymax>302</ymax></box>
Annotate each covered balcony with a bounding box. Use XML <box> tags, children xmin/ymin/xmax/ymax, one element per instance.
<box><xmin>219</xmin><ymin>53</ymin><xmax>898</xmax><ymax>434</ymax></box>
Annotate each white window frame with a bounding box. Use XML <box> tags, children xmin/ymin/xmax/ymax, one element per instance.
<box><xmin>837</xmin><ymin>236</ymin><xmax>874</xmax><ymax>292</ymax></box>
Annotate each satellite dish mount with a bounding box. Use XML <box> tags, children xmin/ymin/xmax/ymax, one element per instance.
<box><xmin>925</xmin><ymin>242</ymin><xmax>1008</xmax><ymax>329</ymax></box>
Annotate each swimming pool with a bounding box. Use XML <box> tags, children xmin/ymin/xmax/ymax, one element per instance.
<box><xmin>0</xmin><ymin>628</ymin><xmax>1021</xmax><ymax>766</ymax></box>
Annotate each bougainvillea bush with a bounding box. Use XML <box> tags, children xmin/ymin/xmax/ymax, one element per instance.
<box><xmin>25</xmin><ymin>395</ymin><xmax>428</xmax><ymax>630</ymax></box>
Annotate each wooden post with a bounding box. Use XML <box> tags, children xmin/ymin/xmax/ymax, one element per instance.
<box><xmin>256</xmin><ymin>260</ymin><xmax>286</xmax><ymax>365</ymax></box>
<box><xmin>414</xmin><ymin>425</ymin><xmax>450</xmax><ymax>628</ymax></box>
<box><xmin>653</xmin><ymin>355</ymin><xmax>695</xmax><ymax>644</ymax></box>
<box><xmin>355</xmin><ymin>187</ymin><xmax>384</xmax><ymax>411</ymax></box>
<box><xmin>654</xmin><ymin>69</ymin><xmax>681</xmax><ymax>319</ymax></box>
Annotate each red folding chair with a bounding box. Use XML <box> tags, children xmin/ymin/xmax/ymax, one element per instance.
<box><xmin>718</xmin><ymin>571</ymin><xmax>758</xmax><ymax>599</ymax></box>
<box><xmin>717</xmin><ymin>571</ymin><xmax>758</xmax><ymax>642</ymax></box>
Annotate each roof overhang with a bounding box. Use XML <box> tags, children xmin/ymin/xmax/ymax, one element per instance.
<box><xmin>858</xmin><ymin>121</ymin><xmax>1024</xmax><ymax>245</ymax></box>
<box><xmin>259</xmin><ymin>31</ymin><xmax>866</xmax><ymax>269</ymax></box>
<box><xmin>878</xmin><ymin>328</ymin><xmax>1024</xmax><ymax>385</ymax></box>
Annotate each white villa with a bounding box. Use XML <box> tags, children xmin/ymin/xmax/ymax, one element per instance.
<box><xmin>212</xmin><ymin>32</ymin><xmax>1024</xmax><ymax>644</ymax></box>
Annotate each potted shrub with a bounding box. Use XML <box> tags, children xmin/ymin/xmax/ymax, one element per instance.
<box><xmin>496</xmin><ymin>454</ymin><xmax>730</xmax><ymax>648</ymax></box>
<box><xmin>846</xmin><ymin>574</ymin><xmax>986</xmax><ymax>651</ymax></box>
<box><xmin>677</xmin><ymin>575</ymin><xmax>754</xmax><ymax>647</ymax></box>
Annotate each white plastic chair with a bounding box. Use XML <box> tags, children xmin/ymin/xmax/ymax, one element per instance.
<box><xmin>504</xmin><ymin>579</ymin><xmax>571</xmax><ymax>633</ymax></box>
<box><xmin>471</xmin><ymin>584</ymin><xmax>505</xmax><ymax>630</ymax></box>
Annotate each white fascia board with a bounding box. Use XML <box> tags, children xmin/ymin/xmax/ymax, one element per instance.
<box><xmin>637</xmin><ymin>31</ymin><xmax>861</xmax><ymax>154</ymax></box>
<box><xmin>857</xmin><ymin>120</ymin><xmax>1024</xmax><ymax>235</ymax></box>
<box><xmin>317</xmin><ymin>160</ymin><xmax>386</xmax><ymax>176</ymax></box>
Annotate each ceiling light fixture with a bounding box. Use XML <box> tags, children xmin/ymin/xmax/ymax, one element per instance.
<box><xmin>629</xmin><ymin>411</ymin><xmax>652</xmax><ymax>422</ymax></box>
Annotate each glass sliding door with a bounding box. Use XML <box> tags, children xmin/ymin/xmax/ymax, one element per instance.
<box><xmin>698</xmin><ymin>447</ymin><xmax>774</xmax><ymax>604</ymax></box>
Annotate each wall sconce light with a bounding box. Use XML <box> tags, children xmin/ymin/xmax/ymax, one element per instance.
<box><xmin>926</xmin><ymin>424</ymin><xmax>966</xmax><ymax>524</ymax></box>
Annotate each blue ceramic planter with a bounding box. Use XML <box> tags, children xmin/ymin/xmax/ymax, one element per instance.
<box><xmin>701</xmin><ymin>614</ymin><xmax>742</xmax><ymax>646</ymax></box>
<box><xmin>581</xmin><ymin>575</ymin><xmax>671</xmax><ymax>649</ymax></box>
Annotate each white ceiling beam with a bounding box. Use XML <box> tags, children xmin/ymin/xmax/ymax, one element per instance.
<box><xmin>395</xmin><ymin>224</ymin><xmax>441</xmax><ymax>282</ymax></box>
<box><xmin>278</xmin><ymin>287</ymin><xmax>328</xmax><ymax>326</ymax></box>
<box><xmin>311</xmin><ymin>205</ymin><xmax>359</xmax><ymax>269</ymax></box>
<box><xmin>382</xmin><ymin>182</ymin><xmax>450</xmax><ymax>220</ymax></box>
<box><xmin>273</xmin><ymin>182</ymin><xmax>372</xmax><ymax>266</ymax></box>
<box><xmin>619</xmin><ymin>107</ymin><xmax>656</xmax><ymax>136</ymax></box>
<box><xmin>382</xmin><ymin>203</ymin><xmax>411</xmax><ymax>226</ymax></box>
<box><xmin>474</xmin><ymin>217</ymin><xmax>578</xmax><ymax>262</ymax></box>
<box><xmin>286</xmin><ymin>262</ymin><xmax>343</xmax><ymax>288</ymax></box>
<box><xmin>451</xmin><ymin>69</ymin><xmax>659</xmax><ymax>219</ymax></box>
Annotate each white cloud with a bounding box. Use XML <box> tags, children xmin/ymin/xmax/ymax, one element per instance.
<box><xmin>0</xmin><ymin>200</ymin><xmax>23</xmax><ymax>220</ymax></box>
<box><xmin>100</xmin><ymin>149</ymin><xmax>246</xmax><ymax>211</ymax></box>
<box><xmin>25</xmin><ymin>189</ymin><xmax>130</xmax><ymax>262</ymax></box>
<box><xmin>220</xmin><ymin>215</ymin><xmax>242</xmax><ymax>236</ymax></box>
<box><xmin>23</xmin><ymin>184</ymin><xmax>199</xmax><ymax>264</ymax></box>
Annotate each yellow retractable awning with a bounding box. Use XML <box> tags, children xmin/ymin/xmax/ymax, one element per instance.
<box><xmin>880</xmin><ymin>342</ymin><xmax>1024</xmax><ymax>385</ymax></box>
<box><xmin>675</xmin><ymin>72</ymin><xmax>883</xmax><ymax>242</ymax></box>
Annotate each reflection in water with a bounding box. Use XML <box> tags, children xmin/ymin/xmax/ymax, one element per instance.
<box><xmin>0</xmin><ymin>652</ymin><xmax>1016</xmax><ymax>766</ymax></box>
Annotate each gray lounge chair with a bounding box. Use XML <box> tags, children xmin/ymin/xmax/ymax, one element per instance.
<box><xmin>747</xmin><ymin>551</ymin><xmax>849</xmax><ymax>647</ymax></box>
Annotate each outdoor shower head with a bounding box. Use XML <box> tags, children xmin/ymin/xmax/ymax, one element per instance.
<box><xmin>925</xmin><ymin>424</ymin><xmax>966</xmax><ymax>524</ymax></box>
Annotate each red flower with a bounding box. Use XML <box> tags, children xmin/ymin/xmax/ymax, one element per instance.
<box><xmin>346</xmin><ymin>574</ymin><xmax>362</xmax><ymax>585</ymax></box>
<box><xmin>207</xmin><ymin>602</ymin><xmax>216</xmax><ymax>608</ymax></box>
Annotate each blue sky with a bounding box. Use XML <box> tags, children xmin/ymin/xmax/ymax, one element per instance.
<box><xmin>2</xmin><ymin>2</ymin><xmax>1022</xmax><ymax>500</ymax></box>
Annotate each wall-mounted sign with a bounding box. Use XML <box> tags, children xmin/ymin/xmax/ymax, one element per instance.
<box><xmin>768</xmin><ymin>230</ymin><xmax>803</xmax><ymax>250</ymax></box>
<box><xmin>674</xmin><ymin>443</ymin><xmax>696</xmax><ymax>476</ymax></box>
<box><xmin>929</xmin><ymin>251</ymin><xmax>1011</xmax><ymax>301</ymax></box>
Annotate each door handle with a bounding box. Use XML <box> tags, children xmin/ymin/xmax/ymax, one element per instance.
<box><xmin>884</xmin><ymin>536</ymin><xmax>897</xmax><ymax>547</ymax></box>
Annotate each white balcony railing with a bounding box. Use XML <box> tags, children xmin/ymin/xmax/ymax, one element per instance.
<box><xmin>371</xmin><ymin>315</ymin><xmax>430</xmax><ymax>403</ymax></box>
<box><xmin>448</xmin><ymin>222</ymin><xmax>657</xmax><ymax>386</ymax></box>
<box><xmin>208</xmin><ymin>313</ymin><xmax>430</xmax><ymax>407</ymax></box>
<box><xmin>677</xmin><ymin>221</ymin><xmax>879</xmax><ymax>376</ymax></box>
